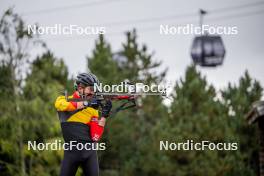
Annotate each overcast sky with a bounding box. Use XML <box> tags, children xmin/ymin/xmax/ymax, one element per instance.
<box><xmin>1</xmin><ymin>0</ymin><xmax>264</xmax><ymax>92</ymax></box>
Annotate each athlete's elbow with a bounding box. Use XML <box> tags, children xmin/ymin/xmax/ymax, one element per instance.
<box><xmin>54</xmin><ymin>100</ymin><xmax>60</xmax><ymax>111</ymax></box>
<box><xmin>54</xmin><ymin>96</ymin><xmax>64</xmax><ymax>111</ymax></box>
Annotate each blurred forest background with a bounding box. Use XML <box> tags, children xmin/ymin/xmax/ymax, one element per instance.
<box><xmin>0</xmin><ymin>9</ymin><xmax>263</xmax><ymax>176</ymax></box>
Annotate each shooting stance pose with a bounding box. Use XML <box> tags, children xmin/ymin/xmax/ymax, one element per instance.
<box><xmin>54</xmin><ymin>72</ymin><xmax>112</xmax><ymax>176</ymax></box>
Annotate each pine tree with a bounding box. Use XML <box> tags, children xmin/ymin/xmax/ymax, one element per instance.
<box><xmin>20</xmin><ymin>51</ymin><xmax>71</xmax><ymax>175</ymax></box>
<box><xmin>150</xmin><ymin>65</ymin><xmax>238</xmax><ymax>175</ymax></box>
<box><xmin>87</xmin><ymin>34</ymin><xmax>120</xmax><ymax>84</ymax></box>
<box><xmin>221</xmin><ymin>70</ymin><xmax>263</xmax><ymax>175</ymax></box>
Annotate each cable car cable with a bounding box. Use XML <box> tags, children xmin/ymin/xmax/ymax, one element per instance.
<box><xmin>22</xmin><ymin>0</ymin><xmax>126</xmax><ymax>16</ymax></box>
<box><xmin>41</xmin><ymin>8</ymin><xmax>264</xmax><ymax>42</ymax></box>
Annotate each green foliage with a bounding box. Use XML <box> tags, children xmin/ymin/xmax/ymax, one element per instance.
<box><xmin>0</xmin><ymin>51</ymin><xmax>69</xmax><ymax>175</ymax></box>
<box><xmin>221</xmin><ymin>70</ymin><xmax>263</xmax><ymax>174</ymax></box>
<box><xmin>148</xmin><ymin>65</ymin><xmax>262</xmax><ymax>176</ymax></box>
<box><xmin>23</xmin><ymin>51</ymin><xmax>69</xmax><ymax>101</ymax></box>
<box><xmin>87</xmin><ymin>34</ymin><xmax>121</xmax><ymax>84</ymax></box>
<box><xmin>0</xmin><ymin>8</ymin><xmax>36</xmax><ymax>176</ymax></box>
<box><xmin>0</xmin><ymin>9</ymin><xmax>69</xmax><ymax>175</ymax></box>
<box><xmin>0</xmin><ymin>64</ymin><xmax>15</xmax><ymax>97</ymax></box>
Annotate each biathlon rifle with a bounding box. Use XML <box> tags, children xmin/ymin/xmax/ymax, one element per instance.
<box><xmin>64</xmin><ymin>90</ymin><xmax>138</xmax><ymax>116</ymax></box>
<box><xmin>64</xmin><ymin>90</ymin><xmax>168</xmax><ymax>116</ymax></box>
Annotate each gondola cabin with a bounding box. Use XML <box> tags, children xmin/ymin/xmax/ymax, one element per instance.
<box><xmin>191</xmin><ymin>35</ymin><xmax>225</xmax><ymax>67</ymax></box>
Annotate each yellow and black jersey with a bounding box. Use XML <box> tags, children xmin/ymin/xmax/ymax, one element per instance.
<box><xmin>54</xmin><ymin>91</ymin><xmax>99</xmax><ymax>142</ymax></box>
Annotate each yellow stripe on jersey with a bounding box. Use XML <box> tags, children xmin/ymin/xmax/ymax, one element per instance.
<box><xmin>67</xmin><ymin>107</ymin><xmax>99</xmax><ymax>124</ymax></box>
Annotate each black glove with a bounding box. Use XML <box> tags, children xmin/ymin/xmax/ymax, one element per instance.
<box><xmin>101</xmin><ymin>100</ymin><xmax>112</xmax><ymax>118</ymax></box>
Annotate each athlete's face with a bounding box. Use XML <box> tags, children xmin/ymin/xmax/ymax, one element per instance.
<box><xmin>78</xmin><ymin>85</ymin><xmax>94</xmax><ymax>97</ymax></box>
<box><xmin>84</xmin><ymin>86</ymin><xmax>94</xmax><ymax>96</ymax></box>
